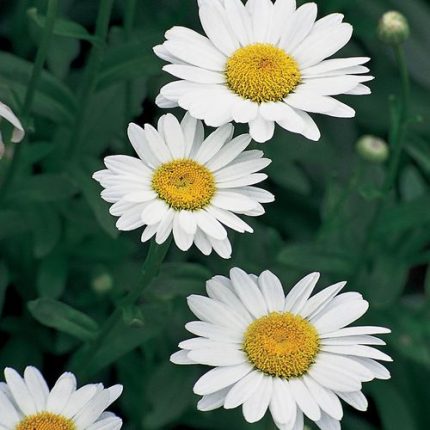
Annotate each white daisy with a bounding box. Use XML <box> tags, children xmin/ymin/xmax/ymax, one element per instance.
<box><xmin>0</xmin><ymin>101</ymin><xmax>25</xmax><ymax>158</ymax></box>
<box><xmin>154</xmin><ymin>0</ymin><xmax>373</xmax><ymax>143</ymax></box>
<box><xmin>171</xmin><ymin>269</ymin><xmax>392</xmax><ymax>430</ymax></box>
<box><xmin>0</xmin><ymin>366</ymin><xmax>122</xmax><ymax>430</ymax></box>
<box><xmin>93</xmin><ymin>113</ymin><xmax>274</xmax><ymax>259</ymax></box>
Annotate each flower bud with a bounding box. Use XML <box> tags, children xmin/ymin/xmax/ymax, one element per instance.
<box><xmin>356</xmin><ymin>135</ymin><xmax>389</xmax><ymax>163</ymax></box>
<box><xmin>91</xmin><ymin>272</ymin><xmax>114</xmax><ymax>294</ymax></box>
<box><xmin>378</xmin><ymin>11</ymin><xmax>410</xmax><ymax>45</ymax></box>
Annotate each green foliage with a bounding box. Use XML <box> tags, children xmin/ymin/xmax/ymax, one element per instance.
<box><xmin>0</xmin><ymin>0</ymin><xmax>429</xmax><ymax>429</ymax></box>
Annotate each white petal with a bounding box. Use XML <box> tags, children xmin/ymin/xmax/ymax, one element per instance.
<box><xmin>231</xmin><ymin>98</ymin><xmax>259</xmax><ymax>123</ymax></box>
<box><xmin>87</xmin><ymin>417</ymin><xmax>122</xmax><ymax>430</ymax></box>
<box><xmin>350</xmin><ymin>357</ymin><xmax>391</xmax><ymax>380</ymax></box>
<box><xmin>62</xmin><ymin>384</ymin><xmax>100</xmax><ymax>418</ymax></box>
<box><xmin>170</xmin><ymin>350</ymin><xmax>196</xmax><ymax>365</ymax></box>
<box><xmin>46</xmin><ymin>373</ymin><xmax>77</xmax><ymax>414</ymax></box>
<box><xmin>195</xmin><ymin>123</ymin><xmax>233</xmax><ymax>165</ymax></box>
<box><xmin>206</xmin><ymin>134</ymin><xmax>252</xmax><ymax>171</ymax></box>
<box><xmin>195</xmin><ymin>210</ymin><xmax>228</xmax><ymax>240</ymax></box>
<box><xmin>288</xmin><ymin>378</ymin><xmax>321</xmax><ymax>421</ymax></box>
<box><xmin>258</xmin><ymin>270</ymin><xmax>285</xmax><ymax>312</ymax></box>
<box><xmin>127</xmin><ymin>123</ymin><xmax>160</xmax><ymax>168</ymax></box>
<box><xmin>194</xmin><ymin>228</ymin><xmax>212</xmax><ymax>255</ymax></box>
<box><xmin>336</xmin><ymin>390</ymin><xmax>367</xmax><ymax>411</ymax></box>
<box><xmin>242</xmin><ymin>376</ymin><xmax>273</xmax><ymax>423</ymax></box>
<box><xmin>322</xmin><ymin>345</ymin><xmax>392</xmax><ymax>362</ymax></box>
<box><xmin>209</xmin><ymin>236</ymin><xmax>232</xmax><ymax>259</ymax></box>
<box><xmin>321</xmin><ymin>335</ymin><xmax>386</xmax><ymax>346</ymax></box>
<box><xmin>24</xmin><ymin>367</ymin><xmax>49</xmax><ymax>412</ymax></box>
<box><xmin>268</xmin><ymin>0</ymin><xmax>297</xmax><ymax>44</ymax></box>
<box><xmin>315</xmin><ymin>411</ymin><xmax>341</xmax><ymax>430</ymax></box>
<box><xmin>173</xmin><ymin>214</ymin><xmax>194</xmax><ymax>251</ymax></box>
<box><xmin>4</xmin><ymin>367</ymin><xmax>37</xmax><ymax>415</ymax></box>
<box><xmin>187</xmin><ymin>295</ymin><xmax>248</xmax><ymax>329</ymax></box>
<box><xmin>260</xmin><ymin>102</ymin><xmax>304</xmax><ymax>133</ymax></box>
<box><xmin>144</xmin><ymin>124</ymin><xmax>172</xmax><ymax>163</ymax></box>
<box><xmin>224</xmin><ymin>370</ymin><xmax>264</xmax><ymax>409</ymax></box>
<box><xmin>193</xmin><ymin>363</ymin><xmax>252</xmax><ymax>395</ymax></box>
<box><xmin>0</xmin><ymin>101</ymin><xmax>24</xmax><ymax>143</ymax></box>
<box><xmin>284</xmin><ymin>272</ymin><xmax>320</xmax><ymax>314</ymax></box>
<box><xmin>0</xmin><ymin>388</ymin><xmax>20</xmax><ymax>427</ymax></box>
<box><xmin>294</xmin><ymin>23</ymin><xmax>353</xmax><ymax>69</ymax></box>
<box><xmin>269</xmin><ymin>378</ymin><xmax>297</xmax><ymax>425</ymax></box>
<box><xmin>141</xmin><ymin>224</ymin><xmax>158</xmax><ymax>242</ymax></box>
<box><xmin>301</xmin><ymin>282</ymin><xmax>346</xmax><ymax>319</ymax></box>
<box><xmin>197</xmin><ymin>387</ymin><xmax>230</xmax><ymax>411</ymax></box>
<box><xmin>163</xmin><ymin>36</ymin><xmax>226</xmax><ymax>72</ymax></box>
<box><xmin>320</xmin><ymin>326</ymin><xmax>390</xmax><ymax>339</ymax></box>
<box><xmin>140</xmin><ymin>199</ymin><xmax>169</xmax><ymax>225</ymax></box>
<box><xmin>73</xmin><ymin>390</ymin><xmax>110</xmax><ymax>430</ymax></box>
<box><xmin>163</xmin><ymin>64</ymin><xmax>225</xmax><ymax>83</ymax></box>
<box><xmin>206</xmin><ymin>205</ymin><xmax>253</xmax><ymax>233</ymax></box>
<box><xmin>162</xmin><ymin>113</ymin><xmax>186</xmax><ymax>158</ymax></box>
<box><xmin>185</xmin><ymin>321</ymin><xmax>243</xmax><ymax>343</ymax></box>
<box><xmin>249</xmin><ymin>114</ymin><xmax>275</xmax><ymax>143</ymax></box>
<box><xmin>188</xmin><ymin>348</ymin><xmax>247</xmax><ymax>366</ymax></box>
<box><xmin>303</xmin><ymin>375</ymin><xmax>343</xmax><ymax>420</ymax></box>
<box><xmin>230</xmin><ymin>267</ymin><xmax>268</xmax><ymax>318</ymax></box>
<box><xmin>312</xmin><ymin>300</ymin><xmax>369</xmax><ymax>334</ymax></box>
<box><xmin>224</xmin><ymin>0</ymin><xmax>252</xmax><ymax>46</ymax></box>
<box><xmin>199</xmin><ymin>5</ymin><xmax>239</xmax><ymax>55</ymax></box>
<box><xmin>280</xmin><ymin>3</ymin><xmax>317</xmax><ymax>52</ymax></box>
<box><xmin>302</xmin><ymin>57</ymin><xmax>370</xmax><ymax>77</ymax></box>
<box><xmin>250</xmin><ymin>0</ymin><xmax>273</xmax><ymax>43</ymax></box>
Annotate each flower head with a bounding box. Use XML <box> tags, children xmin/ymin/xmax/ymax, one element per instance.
<box><xmin>93</xmin><ymin>113</ymin><xmax>274</xmax><ymax>259</ymax></box>
<box><xmin>378</xmin><ymin>11</ymin><xmax>410</xmax><ymax>45</ymax></box>
<box><xmin>0</xmin><ymin>101</ymin><xmax>25</xmax><ymax>159</ymax></box>
<box><xmin>172</xmin><ymin>269</ymin><xmax>392</xmax><ymax>430</ymax></box>
<box><xmin>356</xmin><ymin>135</ymin><xmax>389</xmax><ymax>163</ymax></box>
<box><xmin>0</xmin><ymin>367</ymin><xmax>122</xmax><ymax>430</ymax></box>
<box><xmin>154</xmin><ymin>0</ymin><xmax>373</xmax><ymax>143</ymax></box>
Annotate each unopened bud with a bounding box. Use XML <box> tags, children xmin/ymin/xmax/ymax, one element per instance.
<box><xmin>356</xmin><ymin>135</ymin><xmax>389</xmax><ymax>163</ymax></box>
<box><xmin>91</xmin><ymin>272</ymin><xmax>114</xmax><ymax>294</ymax></box>
<box><xmin>378</xmin><ymin>11</ymin><xmax>410</xmax><ymax>45</ymax></box>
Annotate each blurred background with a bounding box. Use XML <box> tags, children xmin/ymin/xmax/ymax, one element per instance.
<box><xmin>0</xmin><ymin>0</ymin><xmax>429</xmax><ymax>429</ymax></box>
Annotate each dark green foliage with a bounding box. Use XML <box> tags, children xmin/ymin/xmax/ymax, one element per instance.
<box><xmin>0</xmin><ymin>0</ymin><xmax>429</xmax><ymax>429</ymax></box>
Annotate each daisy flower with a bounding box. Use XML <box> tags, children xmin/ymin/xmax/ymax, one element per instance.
<box><xmin>0</xmin><ymin>366</ymin><xmax>122</xmax><ymax>430</ymax></box>
<box><xmin>0</xmin><ymin>101</ymin><xmax>25</xmax><ymax>158</ymax></box>
<box><xmin>171</xmin><ymin>269</ymin><xmax>392</xmax><ymax>430</ymax></box>
<box><xmin>154</xmin><ymin>0</ymin><xmax>373</xmax><ymax>143</ymax></box>
<box><xmin>93</xmin><ymin>113</ymin><xmax>274</xmax><ymax>259</ymax></box>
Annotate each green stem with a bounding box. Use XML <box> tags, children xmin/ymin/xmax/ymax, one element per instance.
<box><xmin>68</xmin><ymin>0</ymin><xmax>114</xmax><ymax>160</ymax></box>
<box><xmin>352</xmin><ymin>44</ymin><xmax>410</xmax><ymax>281</ymax></box>
<box><xmin>124</xmin><ymin>0</ymin><xmax>137</xmax><ymax>123</ymax></box>
<box><xmin>0</xmin><ymin>0</ymin><xmax>58</xmax><ymax>201</ymax></box>
<box><xmin>75</xmin><ymin>238</ymin><xmax>171</xmax><ymax>378</ymax></box>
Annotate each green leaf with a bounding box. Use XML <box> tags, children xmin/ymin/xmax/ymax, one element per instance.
<box><xmin>28</xmin><ymin>298</ymin><xmax>99</xmax><ymax>341</ymax></box>
<box><xmin>10</xmin><ymin>174</ymin><xmax>77</xmax><ymax>203</ymax></box>
<box><xmin>144</xmin><ymin>364</ymin><xmax>198</xmax><ymax>429</ymax></box>
<box><xmin>369</xmin><ymin>382</ymin><xmax>417</xmax><ymax>430</ymax></box>
<box><xmin>0</xmin><ymin>210</ymin><xmax>29</xmax><ymax>240</ymax></box>
<box><xmin>0</xmin><ymin>52</ymin><xmax>77</xmax><ymax>124</ymax></box>
<box><xmin>32</xmin><ymin>204</ymin><xmax>62</xmax><ymax>258</ymax></box>
<box><xmin>27</xmin><ymin>8</ymin><xmax>100</xmax><ymax>44</ymax></box>
<box><xmin>0</xmin><ymin>262</ymin><xmax>9</xmax><ymax>317</ymax></box>
<box><xmin>67</xmin><ymin>162</ymin><xmax>118</xmax><ymax>238</ymax></box>
<box><xmin>278</xmin><ymin>243</ymin><xmax>354</xmax><ymax>276</ymax></box>
<box><xmin>96</xmin><ymin>40</ymin><xmax>161</xmax><ymax>90</ymax></box>
<box><xmin>36</xmin><ymin>254</ymin><xmax>68</xmax><ymax>299</ymax></box>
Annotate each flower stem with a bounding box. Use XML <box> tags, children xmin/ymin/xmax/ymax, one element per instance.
<box><xmin>351</xmin><ymin>44</ymin><xmax>411</xmax><ymax>281</ymax></box>
<box><xmin>0</xmin><ymin>0</ymin><xmax>58</xmax><ymax>201</ymax></box>
<box><xmin>68</xmin><ymin>0</ymin><xmax>114</xmax><ymax>160</ymax></box>
<box><xmin>124</xmin><ymin>0</ymin><xmax>137</xmax><ymax>123</ymax></box>
<box><xmin>74</xmin><ymin>238</ymin><xmax>171</xmax><ymax>379</ymax></box>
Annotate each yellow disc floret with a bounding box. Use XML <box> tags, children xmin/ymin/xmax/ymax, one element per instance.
<box><xmin>16</xmin><ymin>412</ymin><xmax>76</xmax><ymax>430</ymax></box>
<box><xmin>225</xmin><ymin>43</ymin><xmax>301</xmax><ymax>103</ymax></box>
<box><xmin>243</xmin><ymin>312</ymin><xmax>320</xmax><ymax>379</ymax></box>
<box><xmin>152</xmin><ymin>159</ymin><xmax>216</xmax><ymax>211</ymax></box>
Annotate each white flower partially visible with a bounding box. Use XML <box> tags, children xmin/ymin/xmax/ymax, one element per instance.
<box><xmin>155</xmin><ymin>0</ymin><xmax>373</xmax><ymax>143</ymax></box>
<box><xmin>172</xmin><ymin>269</ymin><xmax>392</xmax><ymax>430</ymax></box>
<box><xmin>0</xmin><ymin>101</ymin><xmax>25</xmax><ymax>158</ymax></box>
<box><xmin>93</xmin><ymin>113</ymin><xmax>274</xmax><ymax>259</ymax></box>
<box><xmin>0</xmin><ymin>366</ymin><xmax>122</xmax><ymax>430</ymax></box>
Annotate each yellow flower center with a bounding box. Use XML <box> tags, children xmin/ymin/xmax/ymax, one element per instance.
<box><xmin>152</xmin><ymin>159</ymin><xmax>216</xmax><ymax>211</ymax></box>
<box><xmin>243</xmin><ymin>312</ymin><xmax>320</xmax><ymax>379</ymax></box>
<box><xmin>225</xmin><ymin>43</ymin><xmax>301</xmax><ymax>104</ymax></box>
<box><xmin>16</xmin><ymin>412</ymin><xmax>75</xmax><ymax>430</ymax></box>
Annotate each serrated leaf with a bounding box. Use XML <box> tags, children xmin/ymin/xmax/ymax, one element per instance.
<box><xmin>28</xmin><ymin>298</ymin><xmax>99</xmax><ymax>341</ymax></box>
